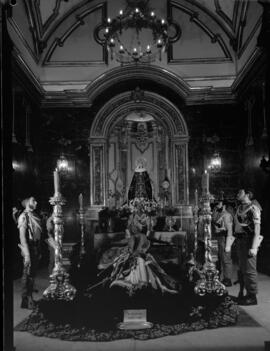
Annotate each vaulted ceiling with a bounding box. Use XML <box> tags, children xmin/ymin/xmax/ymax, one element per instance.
<box><xmin>7</xmin><ymin>0</ymin><xmax>264</xmax><ymax>106</ymax></box>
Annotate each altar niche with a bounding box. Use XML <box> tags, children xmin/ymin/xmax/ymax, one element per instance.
<box><xmin>88</xmin><ymin>90</ymin><xmax>189</xmax><ymax>215</ymax></box>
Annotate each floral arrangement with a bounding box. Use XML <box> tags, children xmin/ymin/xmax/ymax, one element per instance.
<box><xmin>118</xmin><ymin>203</ymin><xmax>132</xmax><ymax>218</ymax></box>
<box><xmin>127</xmin><ymin>197</ymin><xmax>160</xmax><ymax>216</ymax></box>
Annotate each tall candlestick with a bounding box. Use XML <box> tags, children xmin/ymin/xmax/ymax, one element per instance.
<box><xmin>180</xmin><ymin>206</ymin><xmax>182</xmax><ymax>230</ymax></box>
<box><xmin>201</xmin><ymin>170</ymin><xmax>209</xmax><ymax>194</ymax></box>
<box><xmin>53</xmin><ymin>169</ymin><xmax>60</xmax><ymax>194</ymax></box>
<box><xmin>78</xmin><ymin>193</ymin><xmax>83</xmax><ymax>210</ymax></box>
<box><xmin>195</xmin><ymin>189</ymin><xmax>198</xmax><ymax>206</ymax></box>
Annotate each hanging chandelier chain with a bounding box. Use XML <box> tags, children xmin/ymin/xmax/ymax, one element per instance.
<box><xmin>98</xmin><ymin>3</ymin><xmax>178</xmax><ymax>64</ymax></box>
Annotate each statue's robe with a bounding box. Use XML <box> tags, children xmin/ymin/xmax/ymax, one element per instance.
<box><xmin>128</xmin><ymin>170</ymin><xmax>152</xmax><ymax>201</ymax></box>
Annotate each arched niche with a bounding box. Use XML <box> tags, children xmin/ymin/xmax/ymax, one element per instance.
<box><xmin>89</xmin><ymin>90</ymin><xmax>189</xmax><ymax>213</ymax></box>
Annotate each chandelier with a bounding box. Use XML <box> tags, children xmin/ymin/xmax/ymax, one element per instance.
<box><xmin>95</xmin><ymin>0</ymin><xmax>180</xmax><ymax>64</ymax></box>
<box><xmin>208</xmin><ymin>152</ymin><xmax>222</xmax><ymax>172</ymax></box>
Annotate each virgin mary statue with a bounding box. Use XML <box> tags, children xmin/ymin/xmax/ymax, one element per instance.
<box><xmin>128</xmin><ymin>158</ymin><xmax>152</xmax><ymax>201</ymax></box>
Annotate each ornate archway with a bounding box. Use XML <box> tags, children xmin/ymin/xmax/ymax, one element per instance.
<box><xmin>89</xmin><ymin>89</ymin><xmax>189</xmax><ymax>213</ymax></box>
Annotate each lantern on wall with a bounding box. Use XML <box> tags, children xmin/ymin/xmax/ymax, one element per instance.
<box><xmin>57</xmin><ymin>154</ymin><xmax>69</xmax><ymax>173</ymax></box>
<box><xmin>208</xmin><ymin>152</ymin><xmax>222</xmax><ymax>172</ymax></box>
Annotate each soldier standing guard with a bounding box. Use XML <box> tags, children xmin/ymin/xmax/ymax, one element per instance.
<box><xmin>234</xmin><ymin>189</ymin><xmax>263</xmax><ymax>306</ymax></box>
<box><xmin>17</xmin><ymin>197</ymin><xmax>42</xmax><ymax>309</ymax></box>
<box><xmin>212</xmin><ymin>199</ymin><xmax>234</xmax><ymax>287</ymax></box>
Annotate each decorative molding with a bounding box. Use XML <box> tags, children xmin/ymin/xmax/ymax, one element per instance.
<box><xmin>186</xmin><ymin>87</ymin><xmax>236</xmax><ymax>105</ymax></box>
<box><xmin>214</xmin><ymin>0</ymin><xmax>240</xmax><ymax>31</ymax></box>
<box><xmin>12</xmin><ymin>48</ymin><xmax>44</xmax><ymax>107</ymax></box>
<box><xmin>39</xmin><ymin>0</ymin><xmax>102</xmax><ymax>43</ymax></box>
<box><xmin>232</xmin><ymin>48</ymin><xmax>266</xmax><ymax>99</ymax></box>
<box><xmin>235</xmin><ymin>0</ymin><xmax>249</xmax><ymax>54</ymax></box>
<box><xmin>33</xmin><ymin>0</ymin><xmax>62</xmax><ymax>36</ymax></box>
<box><xmin>40</xmin><ymin>64</ymin><xmax>237</xmax><ymax>107</ymax></box>
<box><xmin>185</xmin><ymin>75</ymin><xmax>236</xmax><ymax>82</ymax></box>
<box><xmin>86</xmin><ymin>64</ymin><xmax>190</xmax><ymax>104</ymax></box>
<box><xmin>89</xmin><ymin>91</ymin><xmax>189</xmax><ymax>139</ymax></box>
<box><xmin>23</xmin><ymin>0</ymin><xmax>43</xmax><ymax>56</ymax></box>
<box><xmin>43</xmin><ymin>3</ymin><xmax>107</xmax><ymax>65</ymax></box>
<box><xmin>15</xmin><ymin>0</ymin><xmax>106</xmax><ymax>61</ymax></box>
<box><xmin>168</xmin><ymin>57</ymin><xmax>232</xmax><ymax>65</ymax></box>
<box><xmin>167</xmin><ymin>1</ymin><xmax>232</xmax><ymax>63</ymax></box>
<box><xmin>238</xmin><ymin>16</ymin><xmax>262</xmax><ymax>59</ymax></box>
<box><xmin>171</xmin><ymin>0</ymin><xmax>235</xmax><ymax>42</ymax></box>
<box><xmin>7</xmin><ymin>17</ymin><xmax>39</xmax><ymax>63</ymax></box>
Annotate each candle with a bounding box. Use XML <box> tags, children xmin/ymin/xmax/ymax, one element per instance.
<box><xmin>195</xmin><ymin>189</ymin><xmax>198</xmax><ymax>206</ymax></box>
<box><xmin>201</xmin><ymin>170</ymin><xmax>209</xmax><ymax>194</ymax></box>
<box><xmin>53</xmin><ymin>169</ymin><xmax>60</xmax><ymax>194</ymax></box>
<box><xmin>79</xmin><ymin>193</ymin><xmax>83</xmax><ymax>210</ymax></box>
<box><xmin>180</xmin><ymin>206</ymin><xmax>182</xmax><ymax>230</ymax></box>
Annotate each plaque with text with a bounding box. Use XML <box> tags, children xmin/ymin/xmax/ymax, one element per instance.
<box><xmin>117</xmin><ymin>309</ymin><xmax>153</xmax><ymax>330</ymax></box>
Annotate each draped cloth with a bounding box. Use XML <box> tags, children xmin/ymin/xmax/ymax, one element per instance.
<box><xmin>128</xmin><ymin>170</ymin><xmax>152</xmax><ymax>201</ymax></box>
<box><xmin>109</xmin><ymin>250</ymin><xmax>179</xmax><ymax>295</ymax></box>
<box><xmin>92</xmin><ymin>233</ymin><xmax>179</xmax><ymax>297</ymax></box>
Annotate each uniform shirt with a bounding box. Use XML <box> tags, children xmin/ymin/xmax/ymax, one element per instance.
<box><xmin>17</xmin><ymin>210</ymin><xmax>42</xmax><ymax>242</ymax></box>
<box><xmin>212</xmin><ymin>209</ymin><xmax>233</xmax><ymax>237</ymax></box>
<box><xmin>234</xmin><ymin>202</ymin><xmax>261</xmax><ymax>234</ymax></box>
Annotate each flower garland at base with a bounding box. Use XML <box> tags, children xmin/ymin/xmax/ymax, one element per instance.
<box><xmin>15</xmin><ymin>292</ymin><xmax>239</xmax><ymax>341</ymax></box>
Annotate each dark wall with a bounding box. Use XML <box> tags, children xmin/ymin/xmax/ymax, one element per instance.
<box><xmin>185</xmin><ymin>103</ymin><xmax>245</xmax><ymax>202</ymax></box>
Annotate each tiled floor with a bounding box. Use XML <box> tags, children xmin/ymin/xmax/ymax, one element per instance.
<box><xmin>13</xmin><ymin>267</ymin><xmax>270</xmax><ymax>351</ymax></box>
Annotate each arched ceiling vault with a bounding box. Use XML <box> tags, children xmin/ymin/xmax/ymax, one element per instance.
<box><xmin>7</xmin><ymin>0</ymin><xmax>263</xmax><ymax>106</ymax></box>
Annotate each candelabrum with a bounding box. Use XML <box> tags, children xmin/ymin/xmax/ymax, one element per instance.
<box><xmin>194</xmin><ymin>193</ymin><xmax>226</xmax><ymax>296</ymax></box>
<box><xmin>43</xmin><ymin>192</ymin><xmax>77</xmax><ymax>301</ymax></box>
<box><xmin>193</xmin><ymin>204</ymin><xmax>199</xmax><ymax>258</ymax></box>
<box><xmin>77</xmin><ymin>206</ymin><xmax>86</xmax><ymax>268</ymax></box>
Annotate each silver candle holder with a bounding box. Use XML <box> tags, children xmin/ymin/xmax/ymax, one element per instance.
<box><xmin>43</xmin><ymin>170</ymin><xmax>76</xmax><ymax>300</ymax></box>
<box><xmin>77</xmin><ymin>193</ymin><xmax>86</xmax><ymax>268</ymax></box>
<box><xmin>194</xmin><ymin>193</ymin><xmax>225</xmax><ymax>296</ymax></box>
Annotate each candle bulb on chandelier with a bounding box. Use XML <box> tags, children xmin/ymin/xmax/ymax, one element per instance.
<box><xmin>119</xmin><ymin>45</ymin><xmax>124</xmax><ymax>53</ymax></box>
<box><xmin>195</xmin><ymin>189</ymin><xmax>198</xmax><ymax>207</ymax></box>
<box><xmin>135</xmin><ymin>8</ymin><xmax>139</xmax><ymax>13</ymax></box>
<box><xmin>146</xmin><ymin>45</ymin><xmax>151</xmax><ymax>53</ymax></box>
<box><xmin>107</xmin><ymin>17</ymin><xmax>111</xmax><ymax>23</ymax></box>
<box><xmin>53</xmin><ymin>169</ymin><xmax>60</xmax><ymax>195</ymax></box>
<box><xmin>202</xmin><ymin>170</ymin><xmax>209</xmax><ymax>195</ymax></box>
<box><xmin>150</xmin><ymin>11</ymin><xmax>155</xmax><ymax>17</ymax></box>
<box><xmin>161</xmin><ymin>19</ymin><xmax>165</xmax><ymax>25</ymax></box>
<box><xmin>119</xmin><ymin>9</ymin><xmax>123</xmax><ymax>16</ymax></box>
<box><xmin>78</xmin><ymin>193</ymin><xmax>83</xmax><ymax>211</ymax></box>
<box><xmin>157</xmin><ymin>39</ymin><xmax>162</xmax><ymax>48</ymax></box>
<box><xmin>180</xmin><ymin>206</ymin><xmax>183</xmax><ymax>230</ymax></box>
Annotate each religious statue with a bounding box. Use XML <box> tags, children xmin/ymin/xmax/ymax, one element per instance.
<box><xmin>128</xmin><ymin>158</ymin><xmax>152</xmax><ymax>201</ymax></box>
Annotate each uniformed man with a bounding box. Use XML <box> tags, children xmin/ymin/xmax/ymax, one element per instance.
<box><xmin>212</xmin><ymin>199</ymin><xmax>234</xmax><ymax>287</ymax></box>
<box><xmin>234</xmin><ymin>189</ymin><xmax>263</xmax><ymax>306</ymax></box>
<box><xmin>17</xmin><ymin>197</ymin><xmax>42</xmax><ymax>309</ymax></box>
